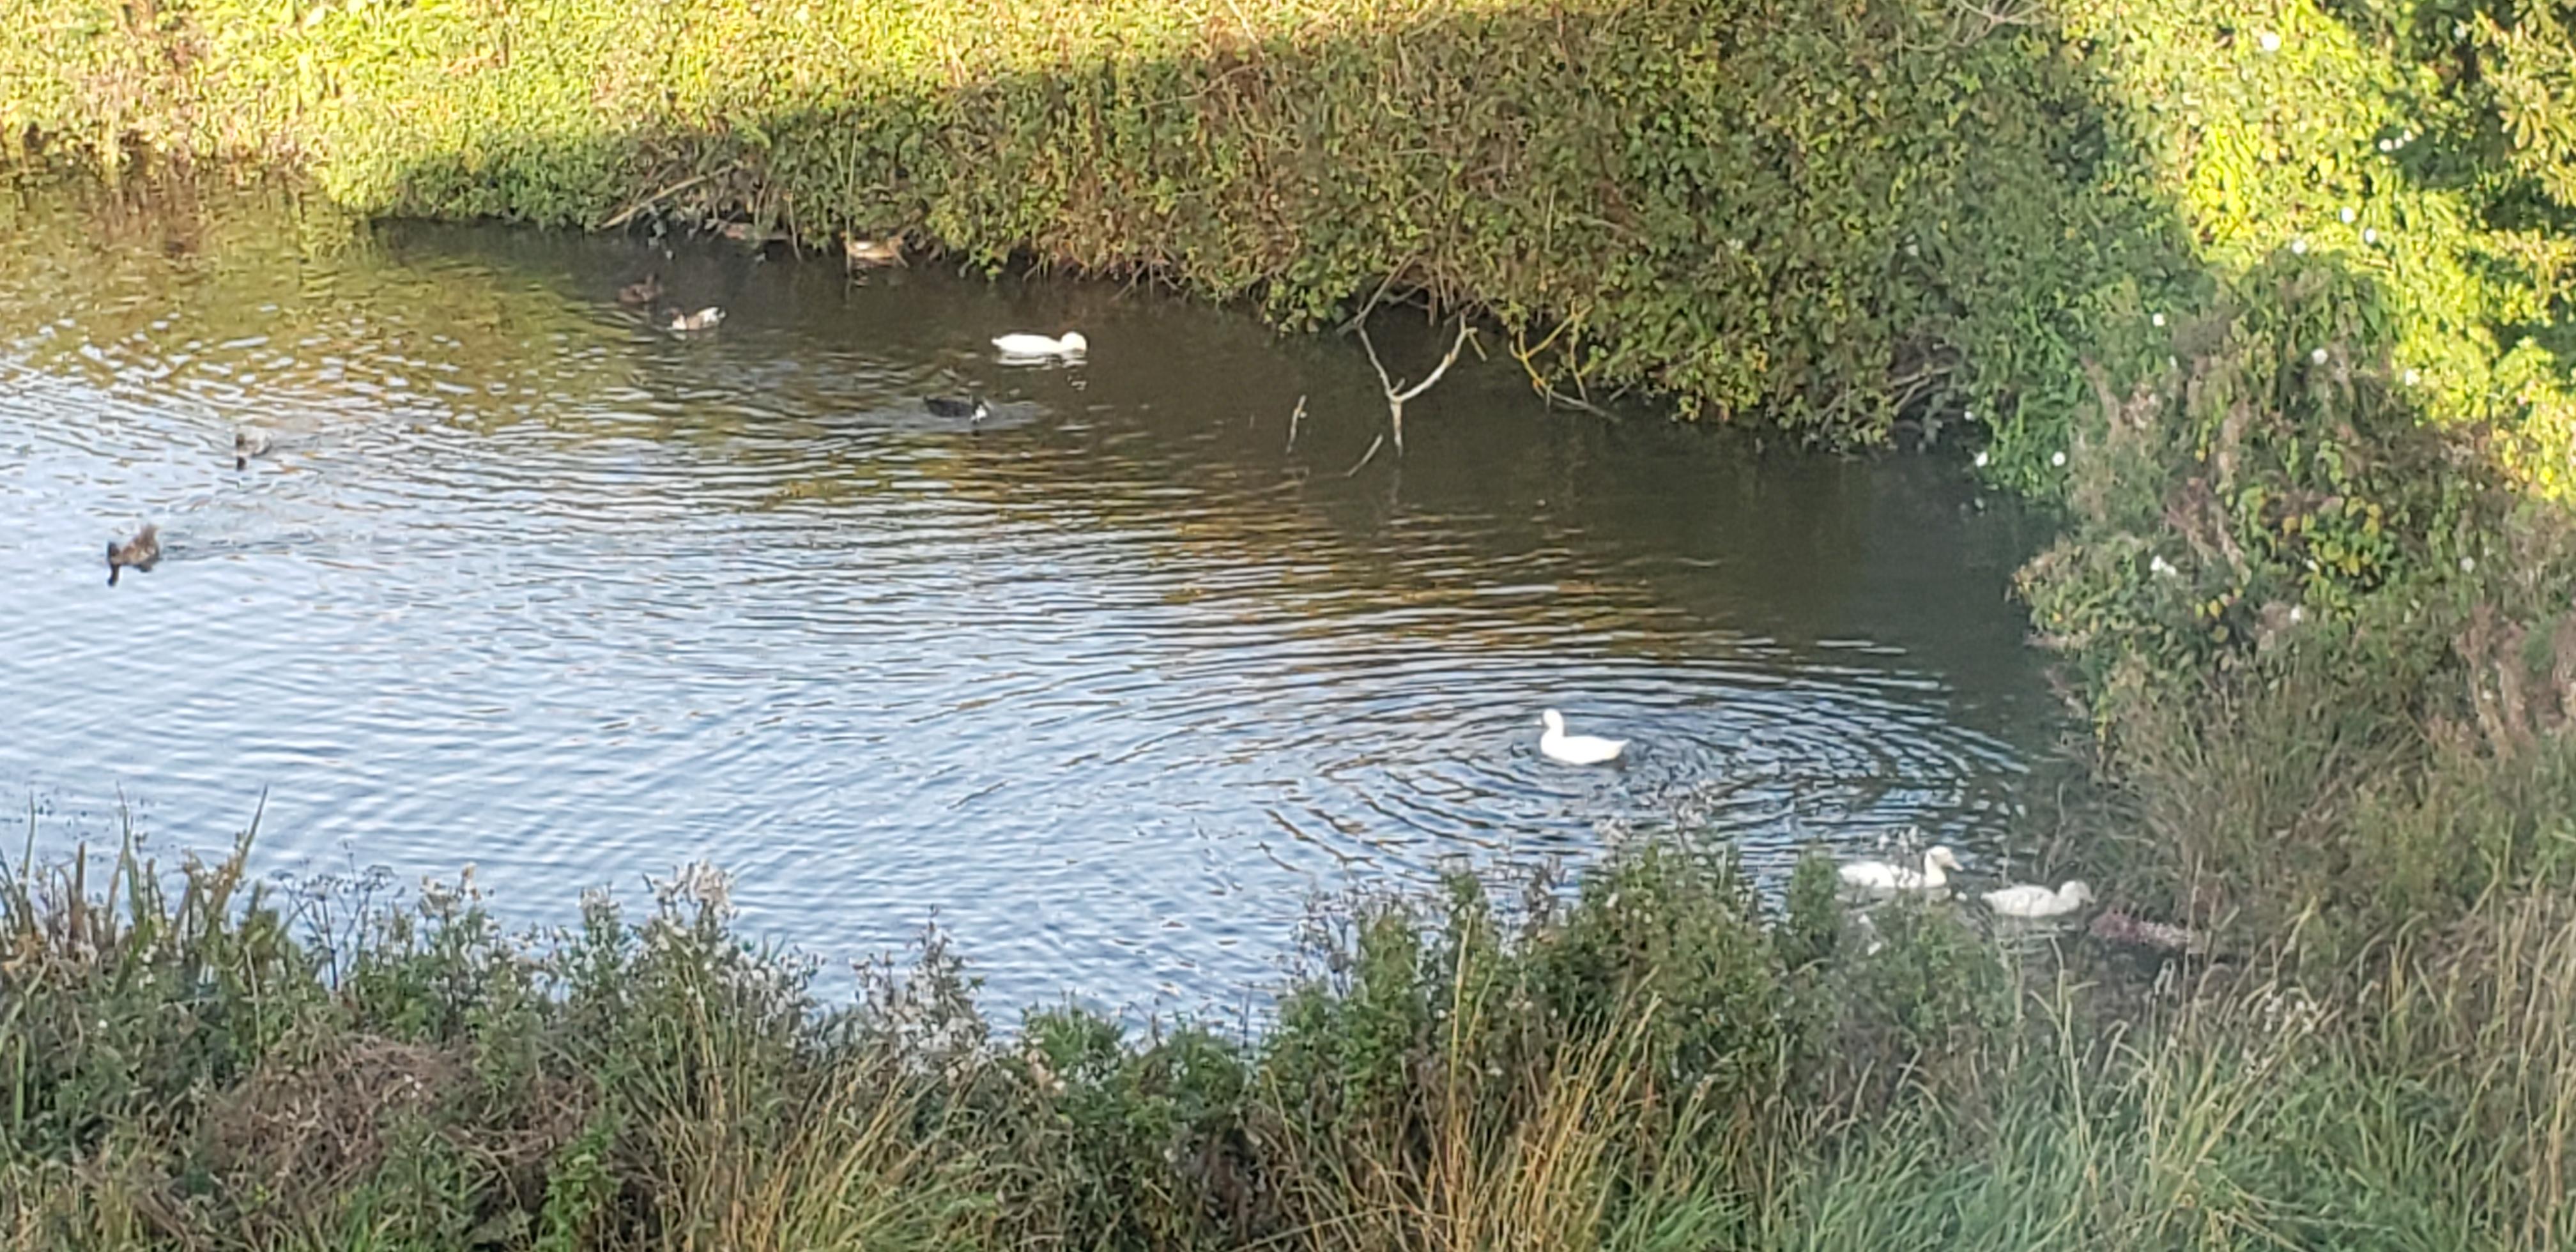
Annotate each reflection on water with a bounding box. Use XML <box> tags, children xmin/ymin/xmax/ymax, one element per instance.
<box><xmin>0</xmin><ymin>176</ymin><xmax>2060</xmax><ymax>1012</ymax></box>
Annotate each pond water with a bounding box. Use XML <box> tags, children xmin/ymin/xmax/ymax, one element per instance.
<box><xmin>0</xmin><ymin>176</ymin><xmax>2063</xmax><ymax>1014</ymax></box>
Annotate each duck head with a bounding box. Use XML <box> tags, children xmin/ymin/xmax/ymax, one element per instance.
<box><xmin>2060</xmin><ymin>880</ymin><xmax>2096</xmax><ymax>905</ymax></box>
<box><xmin>1926</xmin><ymin>846</ymin><xmax>1964</xmax><ymax>873</ymax></box>
<box><xmin>1058</xmin><ymin>332</ymin><xmax>1089</xmax><ymax>354</ymax></box>
<box><xmin>1540</xmin><ymin>709</ymin><xmax>1565</xmax><ymax>734</ymax></box>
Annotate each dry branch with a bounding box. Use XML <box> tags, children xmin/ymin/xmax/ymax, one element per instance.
<box><xmin>1357</xmin><ymin>319</ymin><xmax>1473</xmax><ymax>454</ymax></box>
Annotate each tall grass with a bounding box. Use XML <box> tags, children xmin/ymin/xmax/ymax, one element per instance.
<box><xmin>6</xmin><ymin>801</ymin><xmax>2575</xmax><ymax>1249</ymax></box>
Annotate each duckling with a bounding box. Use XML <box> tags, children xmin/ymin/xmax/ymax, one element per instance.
<box><xmin>844</xmin><ymin>236</ymin><xmax>905</xmax><ymax>268</ymax></box>
<box><xmin>668</xmin><ymin>307</ymin><xmax>726</xmax><ymax>333</ymax></box>
<box><xmin>106</xmin><ymin>523</ymin><xmax>159</xmax><ymax>586</ymax></box>
<box><xmin>233</xmin><ymin>429</ymin><xmax>272</xmax><ymax>470</ymax></box>
<box><xmin>617</xmin><ymin>272</ymin><xmax>664</xmax><ymax>306</ymax></box>
<box><xmin>924</xmin><ymin>395</ymin><xmax>990</xmax><ymax>422</ymax></box>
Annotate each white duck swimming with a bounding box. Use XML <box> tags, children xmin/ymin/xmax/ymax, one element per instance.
<box><xmin>1981</xmin><ymin>880</ymin><xmax>2095</xmax><ymax>919</ymax></box>
<box><xmin>668</xmin><ymin>307</ymin><xmax>726</xmax><ymax>333</ymax></box>
<box><xmin>992</xmin><ymin>330</ymin><xmax>1087</xmax><ymax>358</ymax></box>
<box><xmin>1838</xmin><ymin>846</ymin><xmax>1963</xmax><ymax>896</ymax></box>
<box><xmin>1538</xmin><ymin>709</ymin><xmax>1625</xmax><ymax>765</ymax></box>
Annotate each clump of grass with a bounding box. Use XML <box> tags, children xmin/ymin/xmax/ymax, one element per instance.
<box><xmin>0</xmin><ymin>820</ymin><xmax>2032</xmax><ymax>1251</ymax></box>
<box><xmin>9</xmin><ymin>798</ymin><xmax>2576</xmax><ymax>1249</ymax></box>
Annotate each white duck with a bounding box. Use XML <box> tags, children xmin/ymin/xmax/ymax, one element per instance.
<box><xmin>668</xmin><ymin>307</ymin><xmax>726</xmax><ymax>333</ymax></box>
<box><xmin>1981</xmin><ymin>880</ymin><xmax>2095</xmax><ymax>919</ymax></box>
<box><xmin>1538</xmin><ymin>709</ymin><xmax>1625</xmax><ymax>765</ymax></box>
<box><xmin>992</xmin><ymin>330</ymin><xmax>1087</xmax><ymax>358</ymax></box>
<box><xmin>1838</xmin><ymin>846</ymin><xmax>1963</xmax><ymax>896</ymax></box>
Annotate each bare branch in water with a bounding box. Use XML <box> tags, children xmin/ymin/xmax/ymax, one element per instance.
<box><xmin>1356</xmin><ymin>319</ymin><xmax>1474</xmax><ymax>454</ymax></box>
<box><xmin>1286</xmin><ymin>394</ymin><xmax>1307</xmax><ymax>452</ymax></box>
<box><xmin>1344</xmin><ymin>432</ymin><xmax>1386</xmax><ymax>477</ymax></box>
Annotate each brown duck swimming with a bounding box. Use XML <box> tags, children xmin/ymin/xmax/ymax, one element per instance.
<box><xmin>844</xmin><ymin>236</ymin><xmax>905</xmax><ymax>268</ymax></box>
<box><xmin>617</xmin><ymin>273</ymin><xmax>664</xmax><ymax>306</ymax></box>
<box><xmin>107</xmin><ymin>523</ymin><xmax>159</xmax><ymax>586</ymax></box>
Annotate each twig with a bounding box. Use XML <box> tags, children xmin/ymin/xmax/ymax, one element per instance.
<box><xmin>1344</xmin><ymin>432</ymin><xmax>1386</xmax><ymax>477</ymax></box>
<box><xmin>1339</xmin><ymin>259</ymin><xmax>1420</xmax><ymax>334</ymax></box>
<box><xmin>1952</xmin><ymin>0</ymin><xmax>2043</xmax><ymax>39</ymax></box>
<box><xmin>1510</xmin><ymin>317</ymin><xmax>1616</xmax><ymax>416</ymax></box>
<box><xmin>1285</xmin><ymin>393</ymin><xmax>1306</xmax><ymax>452</ymax></box>
<box><xmin>598</xmin><ymin>169</ymin><xmax>729</xmax><ymax>231</ymax></box>
<box><xmin>1357</xmin><ymin>319</ymin><xmax>1473</xmax><ymax>454</ymax></box>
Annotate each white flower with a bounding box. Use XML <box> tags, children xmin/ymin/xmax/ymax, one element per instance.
<box><xmin>2378</xmin><ymin>138</ymin><xmax>2395</xmax><ymax>153</ymax></box>
<box><xmin>2312</xmin><ymin>347</ymin><xmax>2329</xmax><ymax>363</ymax></box>
<box><xmin>2151</xmin><ymin>312</ymin><xmax>2166</xmax><ymax>328</ymax></box>
<box><xmin>2340</xmin><ymin>206</ymin><xmax>2357</xmax><ymax>224</ymax></box>
<box><xmin>1974</xmin><ymin>450</ymin><xmax>1989</xmax><ymax>468</ymax></box>
<box><xmin>2150</xmin><ymin>554</ymin><xmax>2177</xmax><ymax>577</ymax></box>
<box><xmin>1963</xmin><ymin>408</ymin><xmax>1975</xmax><ymax>422</ymax></box>
<box><xmin>2051</xmin><ymin>450</ymin><xmax>2067</xmax><ymax>467</ymax></box>
<box><xmin>2404</xmin><ymin>367</ymin><xmax>2422</xmax><ymax>385</ymax></box>
<box><xmin>2288</xmin><ymin>606</ymin><xmax>2304</xmax><ymax>623</ymax></box>
<box><xmin>1905</xmin><ymin>242</ymin><xmax>1920</xmax><ymax>257</ymax></box>
<box><xmin>2460</xmin><ymin>556</ymin><xmax>2477</xmax><ymax>573</ymax></box>
<box><xmin>2257</xmin><ymin>30</ymin><xmax>2281</xmax><ymax>52</ymax></box>
<box><xmin>2290</xmin><ymin>237</ymin><xmax>2309</xmax><ymax>255</ymax></box>
<box><xmin>2363</xmin><ymin>227</ymin><xmax>2379</xmax><ymax>244</ymax></box>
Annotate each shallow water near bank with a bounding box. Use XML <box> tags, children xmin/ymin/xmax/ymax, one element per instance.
<box><xmin>0</xmin><ymin>176</ymin><xmax>2063</xmax><ymax>1013</ymax></box>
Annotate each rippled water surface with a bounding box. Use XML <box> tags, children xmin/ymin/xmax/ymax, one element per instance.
<box><xmin>0</xmin><ymin>178</ymin><xmax>2062</xmax><ymax>1011</ymax></box>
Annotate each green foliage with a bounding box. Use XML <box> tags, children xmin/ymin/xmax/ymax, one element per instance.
<box><xmin>12</xmin><ymin>0</ymin><xmax>2576</xmax><ymax>487</ymax></box>
<box><xmin>0</xmin><ymin>827</ymin><xmax>2038</xmax><ymax>1251</ymax></box>
<box><xmin>0</xmin><ymin>0</ymin><xmax>2196</xmax><ymax>454</ymax></box>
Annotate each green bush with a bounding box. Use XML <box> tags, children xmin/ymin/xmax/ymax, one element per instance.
<box><xmin>0</xmin><ymin>0</ymin><xmax>2193</xmax><ymax>455</ymax></box>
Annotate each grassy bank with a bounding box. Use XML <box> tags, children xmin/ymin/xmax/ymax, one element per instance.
<box><xmin>4</xmin><ymin>0</ymin><xmax>2200</xmax><ymax>454</ymax></box>
<box><xmin>7</xmin><ymin>828</ymin><xmax>2573</xmax><ymax>1250</ymax></box>
<box><xmin>5</xmin><ymin>1</ymin><xmax>2573</xmax><ymax>480</ymax></box>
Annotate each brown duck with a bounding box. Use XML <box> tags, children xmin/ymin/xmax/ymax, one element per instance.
<box><xmin>107</xmin><ymin>524</ymin><xmax>159</xmax><ymax>586</ymax></box>
<box><xmin>617</xmin><ymin>273</ymin><xmax>664</xmax><ymax>307</ymax></box>
<box><xmin>843</xmin><ymin>236</ymin><xmax>905</xmax><ymax>268</ymax></box>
